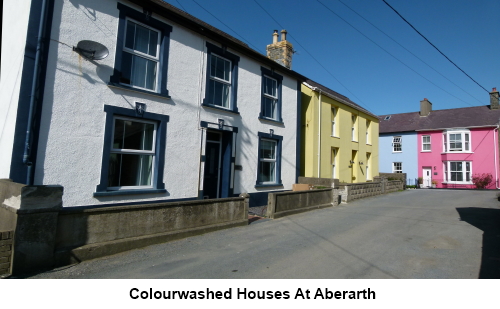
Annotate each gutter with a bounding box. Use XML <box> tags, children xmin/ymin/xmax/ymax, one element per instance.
<box><xmin>494</xmin><ymin>124</ymin><xmax>500</xmax><ymax>189</ymax></box>
<box><xmin>23</xmin><ymin>0</ymin><xmax>49</xmax><ymax>185</ymax></box>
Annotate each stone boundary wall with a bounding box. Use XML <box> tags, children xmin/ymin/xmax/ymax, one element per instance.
<box><xmin>54</xmin><ymin>196</ymin><xmax>248</xmax><ymax>266</ymax></box>
<box><xmin>0</xmin><ymin>179</ymin><xmax>249</xmax><ymax>275</ymax></box>
<box><xmin>386</xmin><ymin>180</ymin><xmax>403</xmax><ymax>193</ymax></box>
<box><xmin>298</xmin><ymin>177</ymin><xmax>340</xmax><ymax>188</ymax></box>
<box><xmin>338</xmin><ymin>182</ymin><xmax>383</xmax><ymax>203</ymax></box>
<box><xmin>0</xmin><ymin>231</ymin><xmax>14</xmax><ymax>277</ymax></box>
<box><xmin>266</xmin><ymin>188</ymin><xmax>339</xmax><ymax>219</ymax></box>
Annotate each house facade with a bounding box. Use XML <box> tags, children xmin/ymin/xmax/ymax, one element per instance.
<box><xmin>379</xmin><ymin>92</ymin><xmax>500</xmax><ymax>189</ymax></box>
<box><xmin>0</xmin><ymin>0</ymin><xmax>304</xmax><ymax>207</ymax></box>
<box><xmin>378</xmin><ymin>131</ymin><xmax>417</xmax><ymax>182</ymax></box>
<box><xmin>300</xmin><ymin>80</ymin><xmax>379</xmax><ymax>183</ymax></box>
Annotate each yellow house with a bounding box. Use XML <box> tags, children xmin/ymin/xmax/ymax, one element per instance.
<box><xmin>301</xmin><ymin>79</ymin><xmax>379</xmax><ymax>183</ymax></box>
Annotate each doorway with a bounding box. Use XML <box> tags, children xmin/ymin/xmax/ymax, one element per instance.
<box><xmin>203</xmin><ymin>131</ymin><xmax>222</xmax><ymax>199</ymax></box>
<box><xmin>422</xmin><ymin>167</ymin><xmax>432</xmax><ymax>187</ymax></box>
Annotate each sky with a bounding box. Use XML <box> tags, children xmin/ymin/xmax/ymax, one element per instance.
<box><xmin>164</xmin><ymin>0</ymin><xmax>500</xmax><ymax>117</ymax></box>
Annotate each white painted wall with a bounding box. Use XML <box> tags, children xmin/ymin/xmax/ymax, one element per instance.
<box><xmin>35</xmin><ymin>0</ymin><xmax>298</xmax><ymax>206</ymax></box>
<box><xmin>0</xmin><ymin>0</ymin><xmax>32</xmax><ymax>178</ymax></box>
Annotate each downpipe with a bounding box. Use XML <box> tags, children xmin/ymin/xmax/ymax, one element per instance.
<box><xmin>23</xmin><ymin>0</ymin><xmax>48</xmax><ymax>185</ymax></box>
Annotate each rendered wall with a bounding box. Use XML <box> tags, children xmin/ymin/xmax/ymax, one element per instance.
<box><xmin>418</xmin><ymin>128</ymin><xmax>499</xmax><ymax>189</ymax></box>
<box><xmin>301</xmin><ymin>85</ymin><xmax>379</xmax><ymax>183</ymax></box>
<box><xmin>34</xmin><ymin>0</ymin><xmax>298</xmax><ymax>206</ymax></box>
<box><xmin>0</xmin><ymin>0</ymin><xmax>32</xmax><ymax>178</ymax></box>
<box><xmin>379</xmin><ymin>132</ymin><xmax>418</xmax><ymax>181</ymax></box>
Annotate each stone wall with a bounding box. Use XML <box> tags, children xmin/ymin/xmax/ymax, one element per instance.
<box><xmin>54</xmin><ymin>196</ymin><xmax>248</xmax><ymax>266</ymax></box>
<box><xmin>0</xmin><ymin>180</ymin><xmax>249</xmax><ymax>275</ymax></box>
<box><xmin>298</xmin><ymin>177</ymin><xmax>340</xmax><ymax>188</ymax></box>
<box><xmin>266</xmin><ymin>188</ymin><xmax>339</xmax><ymax>219</ymax></box>
<box><xmin>338</xmin><ymin>182</ymin><xmax>384</xmax><ymax>202</ymax></box>
<box><xmin>0</xmin><ymin>231</ymin><xmax>14</xmax><ymax>277</ymax></box>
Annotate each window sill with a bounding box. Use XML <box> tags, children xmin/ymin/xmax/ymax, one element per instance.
<box><xmin>366</xmin><ymin>143</ymin><xmax>372</xmax><ymax>146</ymax></box>
<box><xmin>441</xmin><ymin>152</ymin><xmax>474</xmax><ymax>154</ymax></box>
<box><xmin>202</xmin><ymin>103</ymin><xmax>240</xmax><ymax>115</ymax></box>
<box><xmin>258</xmin><ymin>117</ymin><xmax>284</xmax><ymax>125</ymax></box>
<box><xmin>351</xmin><ymin>140</ymin><xmax>358</xmax><ymax>143</ymax></box>
<box><xmin>441</xmin><ymin>182</ymin><xmax>473</xmax><ymax>185</ymax></box>
<box><xmin>94</xmin><ymin>189</ymin><xmax>167</xmax><ymax>197</ymax></box>
<box><xmin>421</xmin><ymin>150</ymin><xmax>431</xmax><ymax>152</ymax></box>
<box><xmin>108</xmin><ymin>83</ymin><xmax>171</xmax><ymax>100</ymax></box>
<box><xmin>392</xmin><ymin>151</ymin><xmax>402</xmax><ymax>153</ymax></box>
<box><xmin>255</xmin><ymin>183</ymin><xmax>284</xmax><ymax>188</ymax></box>
<box><xmin>331</xmin><ymin>135</ymin><xmax>340</xmax><ymax>139</ymax></box>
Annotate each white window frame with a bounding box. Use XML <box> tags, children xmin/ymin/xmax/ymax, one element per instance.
<box><xmin>121</xmin><ymin>18</ymin><xmax>161</xmax><ymax>92</ymax></box>
<box><xmin>366</xmin><ymin>153</ymin><xmax>371</xmax><ymax>180</ymax></box>
<box><xmin>392</xmin><ymin>136</ymin><xmax>402</xmax><ymax>152</ymax></box>
<box><xmin>331</xmin><ymin>107</ymin><xmax>337</xmax><ymax>137</ymax></box>
<box><xmin>331</xmin><ymin>148</ymin><xmax>338</xmax><ymax>178</ymax></box>
<box><xmin>442</xmin><ymin>130</ymin><xmax>471</xmax><ymax>153</ymax></box>
<box><xmin>259</xmin><ymin>138</ymin><xmax>277</xmax><ymax>184</ymax></box>
<box><xmin>422</xmin><ymin>135</ymin><xmax>431</xmax><ymax>152</ymax></box>
<box><xmin>209</xmin><ymin>54</ymin><xmax>232</xmax><ymax>109</ymax></box>
<box><xmin>351</xmin><ymin>114</ymin><xmax>357</xmax><ymax>141</ymax></box>
<box><xmin>366</xmin><ymin>120</ymin><xmax>371</xmax><ymax>144</ymax></box>
<box><xmin>262</xmin><ymin>75</ymin><xmax>278</xmax><ymax>119</ymax></box>
<box><xmin>108</xmin><ymin>116</ymin><xmax>157</xmax><ymax>190</ymax></box>
<box><xmin>392</xmin><ymin>162</ymin><xmax>402</xmax><ymax>173</ymax></box>
<box><xmin>443</xmin><ymin>161</ymin><xmax>472</xmax><ymax>184</ymax></box>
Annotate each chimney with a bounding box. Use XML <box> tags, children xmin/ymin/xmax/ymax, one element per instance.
<box><xmin>420</xmin><ymin>98</ymin><xmax>432</xmax><ymax>117</ymax></box>
<box><xmin>490</xmin><ymin>87</ymin><xmax>499</xmax><ymax>110</ymax></box>
<box><xmin>266</xmin><ymin>29</ymin><xmax>294</xmax><ymax>69</ymax></box>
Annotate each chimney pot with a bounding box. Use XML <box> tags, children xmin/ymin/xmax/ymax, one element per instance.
<box><xmin>272</xmin><ymin>30</ymin><xmax>278</xmax><ymax>44</ymax></box>
<box><xmin>493</xmin><ymin>87</ymin><xmax>497</xmax><ymax>92</ymax></box>
<box><xmin>281</xmin><ymin>29</ymin><xmax>287</xmax><ymax>41</ymax></box>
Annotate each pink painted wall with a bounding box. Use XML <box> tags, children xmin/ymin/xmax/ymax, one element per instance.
<box><xmin>417</xmin><ymin>128</ymin><xmax>499</xmax><ymax>189</ymax></box>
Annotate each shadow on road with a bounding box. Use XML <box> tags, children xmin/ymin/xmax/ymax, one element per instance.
<box><xmin>456</xmin><ymin>207</ymin><xmax>500</xmax><ymax>279</ymax></box>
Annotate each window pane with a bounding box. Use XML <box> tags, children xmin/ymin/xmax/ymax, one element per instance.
<box><xmin>131</xmin><ymin>55</ymin><xmax>156</xmax><ymax>90</ymax></box>
<box><xmin>114</xmin><ymin>120</ymin><xmax>154</xmax><ymax>151</ymax></box>
<box><xmin>121</xmin><ymin>53</ymin><xmax>157</xmax><ymax>90</ymax></box>
<box><xmin>209</xmin><ymin>80</ymin><xmax>230</xmax><ymax>108</ymax></box>
<box><xmin>264</xmin><ymin>77</ymin><xmax>276</xmax><ymax>97</ymax></box>
<box><xmin>259</xmin><ymin>161</ymin><xmax>275</xmax><ymax>182</ymax></box>
<box><xmin>263</xmin><ymin>97</ymin><xmax>276</xmax><ymax>118</ymax></box>
<box><xmin>260</xmin><ymin>140</ymin><xmax>276</xmax><ymax>159</ymax></box>
<box><xmin>113</xmin><ymin>119</ymin><xmax>125</xmax><ymax>149</ymax></box>
<box><xmin>108</xmin><ymin>154</ymin><xmax>153</xmax><ymax>187</ymax></box>
<box><xmin>211</xmin><ymin>55</ymin><xmax>230</xmax><ymax>82</ymax></box>
<box><xmin>125</xmin><ymin>21</ymin><xmax>135</xmax><ymax>50</ymax></box>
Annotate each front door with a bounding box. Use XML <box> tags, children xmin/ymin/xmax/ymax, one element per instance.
<box><xmin>423</xmin><ymin>168</ymin><xmax>432</xmax><ymax>187</ymax></box>
<box><xmin>203</xmin><ymin>132</ymin><xmax>222</xmax><ymax>199</ymax></box>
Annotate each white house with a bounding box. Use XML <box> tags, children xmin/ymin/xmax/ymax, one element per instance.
<box><xmin>0</xmin><ymin>0</ymin><xmax>303</xmax><ymax>207</ymax></box>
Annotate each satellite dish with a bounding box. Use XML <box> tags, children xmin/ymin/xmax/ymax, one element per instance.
<box><xmin>73</xmin><ymin>40</ymin><xmax>109</xmax><ymax>60</ymax></box>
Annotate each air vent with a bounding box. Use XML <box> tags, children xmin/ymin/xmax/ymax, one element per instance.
<box><xmin>384</xmin><ymin>116</ymin><xmax>391</xmax><ymax>120</ymax></box>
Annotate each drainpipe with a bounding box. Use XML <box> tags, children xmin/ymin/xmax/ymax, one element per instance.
<box><xmin>23</xmin><ymin>0</ymin><xmax>48</xmax><ymax>185</ymax></box>
<box><xmin>317</xmin><ymin>89</ymin><xmax>322</xmax><ymax>178</ymax></box>
<box><xmin>494</xmin><ymin>124</ymin><xmax>500</xmax><ymax>189</ymax></box>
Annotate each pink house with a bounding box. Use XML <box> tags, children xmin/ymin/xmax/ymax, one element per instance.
<box><xmin>417</xmin><ymin>90</ymin><xmax>500</xmax><ymax>189</ymax></box>
<box><xmin>379</xmin><ymin>88</ymin><xmax>500</xmax><ymax>189</ymax></box>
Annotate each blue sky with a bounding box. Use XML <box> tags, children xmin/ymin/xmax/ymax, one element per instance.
<box><xmin>165</xmin><ymin>0</ymin><xmax>500</xmax><ymax>116</ymax></box>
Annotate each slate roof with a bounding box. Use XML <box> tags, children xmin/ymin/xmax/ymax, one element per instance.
<box><xmin>139</xmin><ymin>0</ymin><xmax>373</xmax><ymax>117</ymax></box>
<box><xmin>378</xmin><ymin>105</ymin><xmax>500</xmax><ymax>134</ymax></box>
<box><xmin>304</xmin><ymin>79</ymin><xmax>378</xmax><ymax>119</ymax></box>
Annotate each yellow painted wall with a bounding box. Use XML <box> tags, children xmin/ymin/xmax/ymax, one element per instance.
<box><xmin>300</xmin><ymin>84</ymin><xmax>379</xmax><ymax>183</ymax></box>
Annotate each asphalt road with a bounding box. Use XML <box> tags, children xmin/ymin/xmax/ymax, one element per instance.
<box><xmin>27</xmin><ymin>189</ymin><xmax>500</xmax><ymax>279</ymax></box>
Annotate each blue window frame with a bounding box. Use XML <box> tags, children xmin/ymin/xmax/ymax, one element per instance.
<box><xmin>95</xmin><ymin>105</ymin><xmax>169</xmax><ymax>196</ymax></box>
<box><xmin>109</xmin><ymin>3</ymin><xmax>172</xmax><ymax>98</ymax></box>
<box><xmin>202</xmin><ymin>42</ymin><xmax>240</xmax><ymax>114</ymax></box>
<box><xmin>256</xmin><ymin>132</ymin><xmax>283</xmax><ymax>187</ymax></box>
<box><xmin>259</xmin><ymin>67</ymin><xmax>283</xmax><ymax>123</ymax></box>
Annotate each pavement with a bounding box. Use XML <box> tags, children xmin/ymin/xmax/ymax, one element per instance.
<box><xmin>23</xmin><ymin>189</ymin><xmax>500</xmax><ymax>279</ymax></box>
